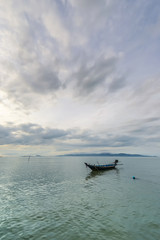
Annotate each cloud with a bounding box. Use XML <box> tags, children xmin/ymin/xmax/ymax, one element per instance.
<box><xmin>74</xmin><ymin>116</ymin><xmax>160</xmax><ymax>149</ymax></box>
<box><xmin>0</xmin><ymin>0</ymin><xmax>124</xmax><ymax>109</ymax></box>
<box><xmin>0</xmin><ymin>0</ymin><xmax>160</xmax><ymax>156</ymax></box>
<box><xmin>22</xmin><ymin>64</ymin><xmax>62</xmax><ymax>94</ymax></box>
<box><xmin>128</xmin><ymin>76</ymin><xmax>160</xmax><ymax>117</ymax></box>
<box><xmin>0</xmin><ymin>123</ymin><xmax>69</xmax><ymax>145</ymax></box>
<box><xmin>0</xmin><ymin>0</ymin><xmax>69</xmax><ymax>108</ymax></box>
<box><xmin>70</xmin><ymin>54</ymin><xmax>127</xmax><ymax>98</ymax></box>
<box><xmin>108</xmin><ymin>76</ymin><xmax>126</xmax><ymax>93</ymax></box>
<box><xmin>0</xmin><ymin>116</ymin><xmax>160</xmax><ymax>156</ymax></box>
<box><xmin>68</xmin><ymin>0</ymin><xmax>115</xmax><ymax>34</ymax></box>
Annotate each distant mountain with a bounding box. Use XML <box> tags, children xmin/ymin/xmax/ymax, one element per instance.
<box><xmin>60</xmin><ymin>152</ymin><xmax>156</xmax><ymax>157</ymax></box>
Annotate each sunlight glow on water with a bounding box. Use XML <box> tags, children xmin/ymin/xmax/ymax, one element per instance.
<box><xmin>0</xmin><ymin>157</ymin><xmax>160</xmax><ymax>240</ymax></box>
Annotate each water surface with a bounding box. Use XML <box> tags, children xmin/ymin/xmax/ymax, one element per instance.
<box><xmin>0</xmin><ymin>156</ymin><xmax>160</xmax><ymax>240</ymax></box>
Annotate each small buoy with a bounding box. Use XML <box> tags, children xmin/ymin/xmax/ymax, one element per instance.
<box><xmin>132</xmin><ymin>176</ymin><xmax>136</xmax><ymax>179</ymax></box>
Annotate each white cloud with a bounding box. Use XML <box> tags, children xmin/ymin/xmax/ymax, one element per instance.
<box><xmin>42</xmin><ymin>8</ymin><xmax>70</xmax><ymax>49</ymax></box>
<box><xmin>0</xmin><ymin>0</ymin><xmax>160</xmax><ymax>155</ymax></box>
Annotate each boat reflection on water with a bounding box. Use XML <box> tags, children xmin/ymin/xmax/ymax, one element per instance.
<box><xmin>85</xmin><ymin>168</ymin><xmax>119</xmax><ymax>180</ymax></box>
<box><xmin>86</xmin><ymin>170</ymin><xmax>105</xmax><ymax>180</ymax></box>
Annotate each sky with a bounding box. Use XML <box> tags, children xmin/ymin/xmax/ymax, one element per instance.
<box><xmin>0</xmin><ymin>0</ymin><xmax>160</xmax><ymax>156</ymax></box>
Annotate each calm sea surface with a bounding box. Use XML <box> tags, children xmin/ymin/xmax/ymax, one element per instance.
<box><xmin>0</xmin><ymin>156</ymin><xmax>160</xmax><ymax>240</ymax></box>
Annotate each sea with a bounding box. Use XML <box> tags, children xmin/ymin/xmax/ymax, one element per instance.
<box><xmin>0</xmin><ymin>156</ymin><xmax>160</xmax><ymax>240</ymax></box>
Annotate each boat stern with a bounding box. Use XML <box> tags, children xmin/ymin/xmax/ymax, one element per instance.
<box><xmin>114</xmin><ymin>159</ymin><xmax>119</xmax><ymax>165</ymax></box>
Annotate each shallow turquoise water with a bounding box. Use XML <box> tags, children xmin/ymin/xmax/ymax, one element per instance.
<box><xmin>0</xmin><ymin>156</ymin><xmax>160</xmax><ymax>240</ymax></box>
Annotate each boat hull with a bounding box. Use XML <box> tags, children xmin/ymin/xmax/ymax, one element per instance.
<box><xmin>85</xmin><ymin>163</ymin><xmax>116</xmax><ymax>171</ymax></box>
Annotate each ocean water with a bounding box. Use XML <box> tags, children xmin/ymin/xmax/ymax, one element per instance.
<box><xmin>0</xmin><ymin>156</ymin><xmax>160</xmax><ymax>240</ymax></box>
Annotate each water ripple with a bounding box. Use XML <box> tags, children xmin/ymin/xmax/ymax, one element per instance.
<box><xmin>0</xmin><ymin>157</ymin><xmax>160</xmax><ymax>240</ymax></box>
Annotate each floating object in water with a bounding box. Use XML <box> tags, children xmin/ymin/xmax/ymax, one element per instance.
<box><xmin>132</xmin><ymin>176</ymin><xmax>136</xmax><ymax>179</ymax></box>
<box><xmin>85</xmin><ymin>159</ymin><xmax>119</xmax><ymax>171</ymax></box>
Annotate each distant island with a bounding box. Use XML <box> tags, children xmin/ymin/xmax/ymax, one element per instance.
<box><xmin>60</xmin><ymin>152</ymin><xmax>156</xmax><ymax>157</ymax></box>
<box><xmin>21</xmin><ymin>152</ymin><xmax>157</xmax><ymax>158</ymax></box>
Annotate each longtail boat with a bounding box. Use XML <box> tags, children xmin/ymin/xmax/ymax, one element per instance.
<box><xmin>85</xmin><ymin>159</ymin><xmax>118</xmax><ymax>171</ymax></box>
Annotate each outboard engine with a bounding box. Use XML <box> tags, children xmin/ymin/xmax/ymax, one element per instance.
<box><xmin>114</xmin><ymin>159</ymin><xmax>118</xmax><ymax>165</ymax></box>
